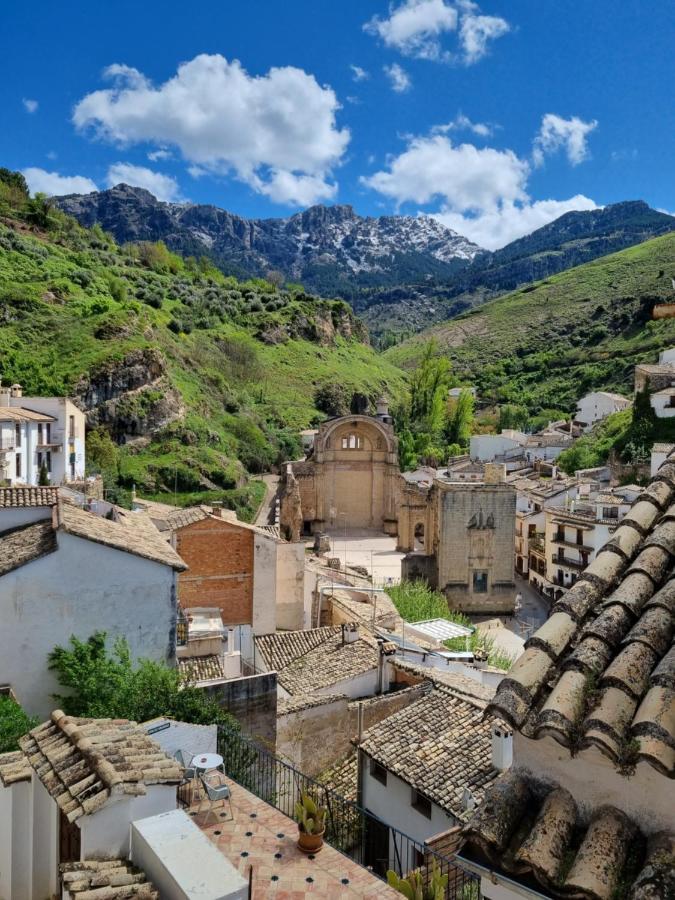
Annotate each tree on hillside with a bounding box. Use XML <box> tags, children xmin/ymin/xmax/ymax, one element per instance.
<box><xmin>48</xmin><ymin>632</ymin><xmax>239</xmax><ymax>730</ymax></box>
<box><xmin>23</xmin><ymin>192</ymin><xmax>55</xmax><ymax>229</ymax></box>
<box><xmin>409</xmin><ymin>340</ymin><xmax>452</xmax><ymax>437</ymax></box>
<box><xmin>86</xmin><ymin>428</ymin><xmax>119</xmax><ymax>475</ymax></box>
<box><xmin>444</xmin><ymin>389</ymin><xmax>475</xmax><ymax>447</ymax></box>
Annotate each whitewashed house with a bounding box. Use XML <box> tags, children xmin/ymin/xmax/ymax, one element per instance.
<box><xmin>0</xmin><ymin>711</ymin><xmax>247</xmax><ymax>900</ymax></box>
<box><xmin>574</xmin><ymin>390</ymin><xmax>632</xmax><ymax>431</ymax></box>
<box><xmin>0</xmin><ymin>382</ymin><xmax>86</xmax><ymax>485</ymax></box>
<box><xmin>358</xmin><ymin>677</ymin><xmax>502</xmax><ymax>868</ymax></box>
<box><xmin>649</xmin><ymin>385</ymin><xmax>675</xmax><ymax>418</ymax></box>
<box><xmin>0</xmin><ymin>489</ymin><xmax>186</xmax><ymax>717</ymax></box>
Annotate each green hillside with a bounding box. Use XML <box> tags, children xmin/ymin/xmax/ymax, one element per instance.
<box><xmin>0</xmin><ymin>176</ymin><xmax>405</xmax><ymax>515</ymax></box>
<box><xmin>385</xmin><ymin>232</ymin><xmax>675</xmax><ymax>415</ymax></box>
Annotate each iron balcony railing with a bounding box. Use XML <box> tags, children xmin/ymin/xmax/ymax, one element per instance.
<box><xmin>551</xmin><ymin>554</ymin><xmax>586</xmax><ymax>570</ymax></box>
<box><xmin>528</xmin><ymin>534</ymin><xmax>545</xmax><ymax>553</ymax></box>
<box><xmin>215</xmin><ymin>725</ymin><xmax>481</xmax><ymax>899</ymax></box>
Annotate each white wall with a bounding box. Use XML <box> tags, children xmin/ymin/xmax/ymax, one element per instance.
<box><xmin>18</xmin><ymin>397</ymin><xmax>86</xmax><ymax>484</ymax></box>
<box><xmin>658</xmin><ymin>348</ymin><xmax>675</xmax><ymax>365</ymax></box>
<box><xmin>651</xmin><ymin>446</ymin><xmax>673</xmax><ymax>476</ymax></box>
<box><xmin>0</xmin><ymin>506</ymin><xmax>53</xmax><ymax>529</ymax></box>
<box><xmin>252</xmin><ymin>534</ymin><xmax>278</xmax><ymax>635</ymax></box>
<box><xmin>131</xmin><ymin>809</ymin><xmax>248</xmax><ymax>900</ymax></box>
<box><xmin>0</xmin><ymin>531</ymin><xmax>176</xmax><ymax>717</ymax></box>
<box><xmin>575</xmin><ymin>393</ymin><xmax>631</xmax><ymax>431</ymax></box>
<box><xmin>650</xmin><ymin>392</ymin><xmax>675</xmax><ymax>418</ymax></box>
<box><xmin>275</xmin><ymin>541</ymin><xmax>306</xmax><ymax>631</ymax></box>
<box><xmin>515</xmin><ymin>733</ymin><xmax>675</xmax><ymax>834</ymax></box>
<box><xmin>142</xmin><ymin>718</ymin><xmax>217</xmax><ymax>762</ymax></box>
<box><xmin>316</xmin><ymin>666</ymin><xmax>380</xmax><ymax>700</ymax></box>
<box><xmin>470</xmin><ymin>435</ymin><xmax>522</xmax><ymax>462</ymax></box>
<box><xmin>31</xmin><ymin>775</ymin><xmax>58</xmax><ymax>900</ymax></box>
<box><xmin>80</xmin><ymin>785</ymin><xmax>176</xmax><ymax>859</ymax></box>
<box><xmin>361</xmin><ymin>757</ymin><xmax>454</xmax><ymax>850</ymax></box>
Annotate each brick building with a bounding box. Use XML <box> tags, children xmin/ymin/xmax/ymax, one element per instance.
<box><xmin>163</xmin><ymin>506</ymin><xmax>306</xmax><ymax>637</ymax></box>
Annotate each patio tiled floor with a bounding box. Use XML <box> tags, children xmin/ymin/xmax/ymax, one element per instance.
<box><xmin>189</xmin><ymin>776</ymin><xmax>400</xmax><ymax>899</ymax></box>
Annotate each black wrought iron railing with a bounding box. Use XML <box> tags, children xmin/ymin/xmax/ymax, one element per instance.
<box><xmin>216</xmin><ymin>725</ymin><xmax>481</xmax><ymax>899</ymax></box>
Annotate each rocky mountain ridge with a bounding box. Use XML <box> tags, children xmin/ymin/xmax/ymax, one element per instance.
<box><xmin>56</xmin><ymin>185</ymin><xmax>482</xmax><ymax>298</ymax></box>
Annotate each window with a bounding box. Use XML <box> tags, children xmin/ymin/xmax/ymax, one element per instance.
<box><xmin>15</xmin><ymin>423</ymin><xmax>21</xmax><ymax>448</ymax></box>
<box><xmin>411</xmin><ymin>789</ymin><xmax>432</xmax><ymax>819</ymax></box>
<box><xmin>341</xmin><ymin>433</ymin><xmax>363</xmax><ymax>450</ymax></box>
<box><xmin>45</xmin><ymin>422</ymin><xmax>51</xmax><ymax>444</ymax></box>
<box><xmin>369</xmin><ymin>758</ymin><xmax>388</xmax><ymax>786</ymax></box>
<box><xmin>602</xmin><ymin>506</ymin><xmax>619</xmax><ymax>519</ymax></box>
<box><xmin>69</xmin><ymin>414</ymin><xmax>75</xmax><ymax>440</ymax></box>
<box><xmin>15</xmin><ymin>453</ymin><xmax>21</xmax><ymax>478</ymax></box>
<box><xmin>37</xmin><ymin>423</ymin><xmax>43</xmax><ymax>444</ymax></box>
<box><xmin>472</xmin><ymin>571</ymin><xmax>488</xmax><ymax>593</ymax></box>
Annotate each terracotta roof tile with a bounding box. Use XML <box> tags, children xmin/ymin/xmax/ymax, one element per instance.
<box><xmin>58</xmin><ymin>503</ymin><xmax>187</xmax><ymax>571</ymax></box>
<box><xmin>19</xmin><ymin>710</ymin><xmax>182</xmax><ymax>822</ymax></box>
<box><xmin>359</xmin><ymin>687</ymin><xmax>498</xmax><ymax>821</ymax></box>
<box><xmin>0</xmin><ymin>519</ymin><xmax>57</xmax><ymax>575</ymax></box>
<box><xmin>0</xmin><ymin>749</ymin><xmax>31</xmax><ymax>786</ymax></box>
<box><xmin>461</xmin><ymin>772</ymin><xmax>675</xmax><ymax>900</ymax></box>
<box><xmin>0</xmin><ymin>486</ymin><xmax>59</xmax><ymax>507</ymax></box>
<box><xmin>487</xmin><ymin>447</ymin><xmax>675</xmax><ymax>778</ymax></box>
<box><xmin>177</xmin><ymin>654</ymin><xmax>225</xmax><ymax>683</ymax></box>
<box><xmin>60</xmin><ymin>859</ymin><xmax>159</xmax><ymax>899</ymax></box>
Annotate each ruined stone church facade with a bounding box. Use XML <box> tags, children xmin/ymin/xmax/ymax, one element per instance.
<box><xmin>281</xmin><ymin>405</ymin><xmax>401</xmax><ymax>537</ymax></box>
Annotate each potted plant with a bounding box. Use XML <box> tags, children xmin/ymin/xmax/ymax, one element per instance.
<box><xmin>294</xmin><ymin>791</ymin><xmax>327</xmax><ymax>853</ymax></box>
<box><xmin>386</xmin><ymin>860</ymin><xmax>448</xmax><ymax>900</ymax></box>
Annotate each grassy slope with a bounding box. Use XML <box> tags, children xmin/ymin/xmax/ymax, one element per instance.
<box><xmin>385</xmin><ymin>233</ymin><xmax>675</xmax><ymax>414</ymax></box>
<box><xmin>0</xmin><ymin>216</ymin><xmax>405</xmax><ymax>516</ymax></box>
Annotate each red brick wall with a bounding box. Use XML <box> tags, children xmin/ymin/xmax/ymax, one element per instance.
<box><xmin>175</xmin><ymin>517</ymin><xmax>254</xmax><ymax>624</ymax></box>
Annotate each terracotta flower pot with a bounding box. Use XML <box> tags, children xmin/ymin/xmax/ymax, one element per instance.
<box><xmin>297</xmin><ymin>826</ymin><xmax>325</xmax><ymax>853</ymax></box>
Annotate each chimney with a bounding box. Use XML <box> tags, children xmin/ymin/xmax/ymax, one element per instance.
<box><xmin>492</xmin><ymin>724</ymin><xmax>513</xmax><ymax>771</ymax></box>
<box><xmin>341</xmin><ymin>623</ymin><xmax>359</xmax><ymax>644</ymax></box>
<box><xmin>211</xmin><ymin>501</ymin><xmax>223</xmax><ymax>518</ymax></box>
<box><xmin>0</xmin><ymin>380</ymin><xmax>9</xmax><ymax>407</ymax></box>
<box><xmin>10</xmin><ymin>383</ymin><xmax>22</xmax><ymax>400</ymax></box>
<box><xmin>375</xmin><ymin>396</ymin><xmax>393</xmax><ymax>425</ymax></box>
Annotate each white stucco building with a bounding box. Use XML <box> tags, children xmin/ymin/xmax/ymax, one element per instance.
<box><xmin>358</xmin><ymin>678</ymin><xmax>503</xmax><ymax>869</ymax></box>
<box><xmin>0</xmin><ymin>711</ymin><xmax>247</xmax><ymax>900</ymax></box>
<box><xmin>0</xmin><ymin>382</ymin><xmax>86</xmax><ymax>485</ymax></box>
<box><xmin>0</xmin><ymin>488</ymin><xmax>186</xmax><ymax>717</ymax></box>
<box><xmin>574</xmin><ymin>390</ymin><xmax>632</xmax><ymax>431</ymax></box>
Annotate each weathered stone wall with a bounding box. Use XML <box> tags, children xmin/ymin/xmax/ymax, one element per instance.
<box><xmin>202</xmin><ymin>672</ymin><xmax>277</xmax><ymax>749</ymax></box>
<box><xmin>348</xmin><ymin>683</ymin><xmax>429</xmax><ymax>734</ymax></box>
<box><xmin>277</xmin><ymin>697</ymin><xmax>352</xmax><ymax>775</ymax></box>
<box><xmin>436</xmin><ymin>482</ymin><xmax>516</xmax><ymax>614</ymax></box>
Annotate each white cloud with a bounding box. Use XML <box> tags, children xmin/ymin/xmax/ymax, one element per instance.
<box><xmin>21</xmin><ymin>167</ymin><xmax>98</xmax><ymax>196</ymax></box>
<box><xmin>364</xmin><ymin>1</ymin><xmax>509</xmax><ymax>64</ymax></box>
<box><xmin>459</xmin><ymin>13</ymin><xmax>510</xmax><ymax>63</ymax></box>
<box><xmin>22</xmin><ymin>98</ymin><xmax>38</xmax><ymax>114</ymax></box>
<box><xmin>350</xmin><ymin>64</ymin><xmax>369</xmax><ymax>81</ymax></box>
<box><xmin>360</xmin><ymin>132</ymin><xmax>598</xmax><ymax>249</ymax></box>
<box><xmin>533</xmin><ymin>113</ymin><xmax>598</xmax><ymax>167</ymax></box>
<box><xmin>73</xmin><ymin>54</ymin><xmax>350</xmax><ymax>207</ymax></box>
<box><xmin>365</xmin><ymin>0</ymin><xmax>458</xmax><ymax>61</ymax></box>
<box><xmin>384</xmin><ymin>63</ymin><xmax>412</xmax><ymax>93</ymax></box>
<box><xmin>106</xmin><ymin>163</ymin><xmax>181</xmax><ymax>201</ymax></box>
<box><xmin>147</xmin><ymin>148</ymin><xmax>172</xmax><ymax>161</ymax></box>
<box><xmin>435</xmin><ymin>196</ymin><xmax>598</xmax><ymax>250</ymax></box>
<box><xmin>432</xmin><ymin>112</ymin><xmax>496</xmax><ymax>137</ymax></box>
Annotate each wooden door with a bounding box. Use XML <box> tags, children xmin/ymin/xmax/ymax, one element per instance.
<box><xmin>59</xmin><ymin>809</ymin><xmax>81</xmax><ymax>864</ymax></box>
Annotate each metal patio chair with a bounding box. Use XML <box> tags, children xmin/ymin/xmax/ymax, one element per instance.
<box><xmin>201</xmin><ymin>772</ymin><xmax>234</xmax><ymax>824</ymax></box>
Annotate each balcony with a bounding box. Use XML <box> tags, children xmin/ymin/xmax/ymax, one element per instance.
<box><xmin>551</xmin><ymin>534</ymin><xmax>594</xmax><ymax>553</ymax></box>
<box><xmin>529</xmin><ymin>534</ymin><xmax>545</xmax><ymax>554</ymax></box>
<box><xmin>552</xmin><ymin>554</ymin><xmax>587</xmax><ymax>570</ymax></box>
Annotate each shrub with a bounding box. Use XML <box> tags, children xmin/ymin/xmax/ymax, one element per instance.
<box><xmin>0</xmin><ymin>695</ymin><xmax>38</xmax><ymax>752</ymax></box>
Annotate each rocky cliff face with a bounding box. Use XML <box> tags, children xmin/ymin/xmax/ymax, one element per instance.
<box><xmin>74</xmin><ymin>348</ymin><xmax>184</xmax><ymax>442</ymax></box>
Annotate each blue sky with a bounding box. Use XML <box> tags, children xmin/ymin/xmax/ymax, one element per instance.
<box><xmin>1</xmin><ymin>0</ymin><xmax>673</xmax><ymax>248</ymax></box>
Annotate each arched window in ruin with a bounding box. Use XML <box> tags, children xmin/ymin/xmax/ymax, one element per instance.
<box><xmin>341</xmin><ymin>433</ymin><xmax>363</xmax><ymax>450</ymax></box>
<box><xmin>414</xmin><ymin>522</ymin><xmax>425</xmax><ymax>550</ymax></box>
